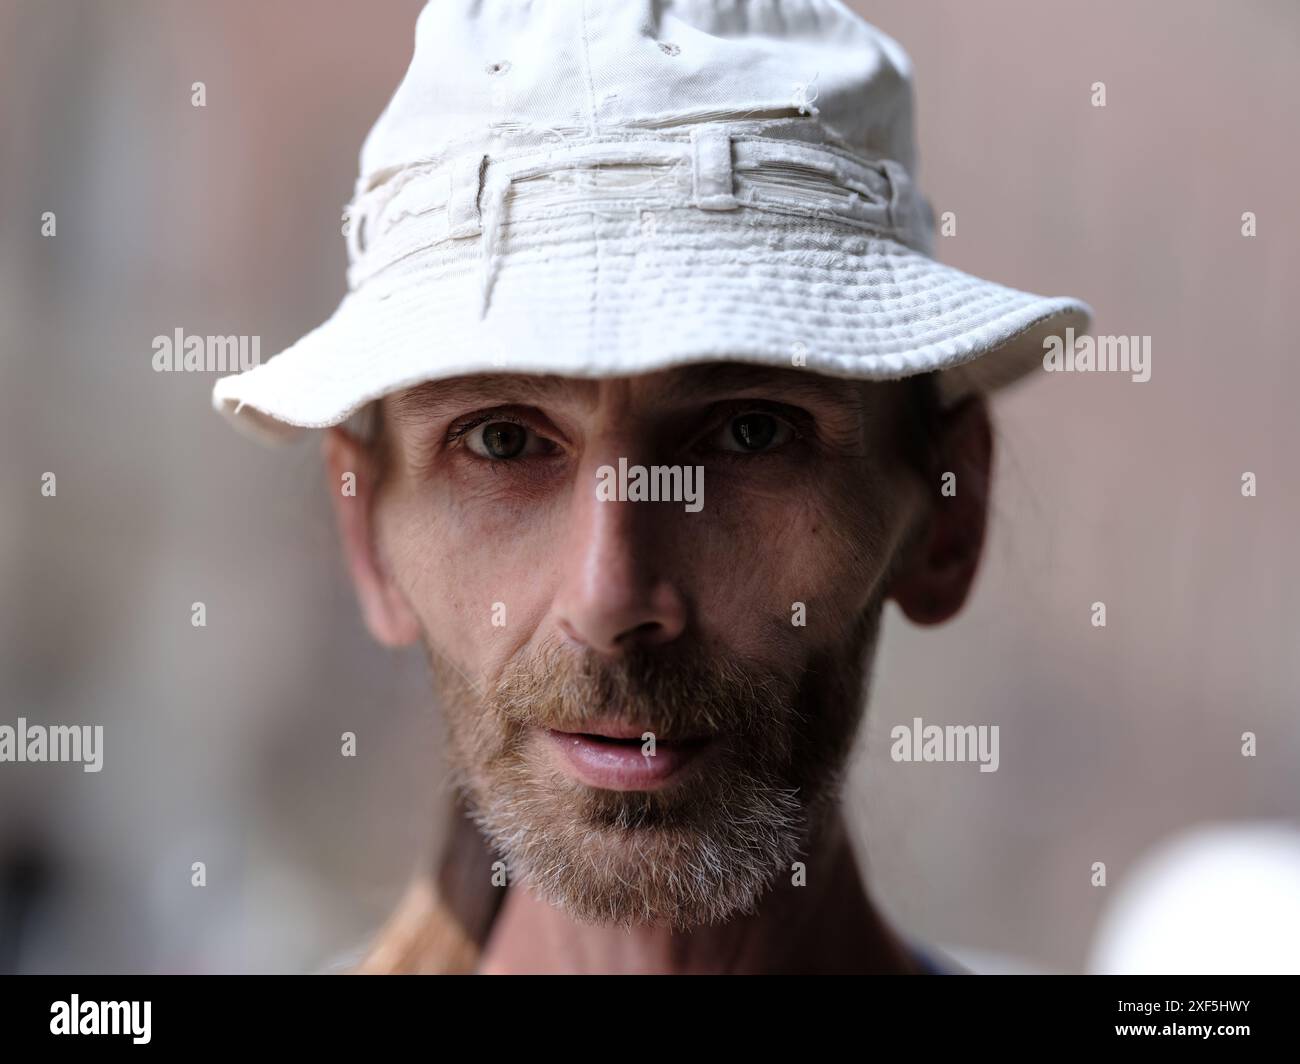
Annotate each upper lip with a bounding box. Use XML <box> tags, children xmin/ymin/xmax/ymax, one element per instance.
<box><xmin>548</xmin><ymin>722</ymin><xmax>711</xmax><ymax>743</ymax></box>
<box><xmin>550</xmin><ymin>722</ymin><xmax>654</xmax><ymax>740</ymax></box>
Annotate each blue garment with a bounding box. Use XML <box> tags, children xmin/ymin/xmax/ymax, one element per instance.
<box><xmin>910</xmin><ymin>942</ymin><xmax>966</xmax><ymax>974</ymax></box>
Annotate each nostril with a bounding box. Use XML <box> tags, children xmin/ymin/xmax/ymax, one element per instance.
<box><xmin>617</xmin><ymin>620</ymin><xmax>664</xmax><ymax>646</ymax></box>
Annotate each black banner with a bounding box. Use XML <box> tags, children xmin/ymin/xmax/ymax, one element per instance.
<box><xmin>1</xmin><ymin>975</ymin><xmax>1292</xmax><ymax>1051</ymax></box>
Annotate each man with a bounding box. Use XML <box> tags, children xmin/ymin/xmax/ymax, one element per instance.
<box><xmin>214</xmin><ymin>0</ymin><xmax>1090</xmax><ymax>974</ymax></box>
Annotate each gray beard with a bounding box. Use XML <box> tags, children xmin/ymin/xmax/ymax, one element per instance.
<box><xmin>428</xmin><ymin>606</ymin><xmax>883</xmax><ymax>931</ymax></box>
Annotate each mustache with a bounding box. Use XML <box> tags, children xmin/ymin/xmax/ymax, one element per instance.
<box><xmin>481</xmin><ymin>641</ymin><xmax>802</xmax><ymax>743</ymax></box>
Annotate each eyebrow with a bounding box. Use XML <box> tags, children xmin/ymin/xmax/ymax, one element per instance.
<box><xmin>387</xmin><ymin>374</ymin><xmax>583</xmax><ymax>424</ymax></box>
<box><xmin>385</xmin><ymin>362</ymin><xmax>866</xmax><ymax>423</ymax></box>
<box><xmin>657</xmin><ymin>362</ymin><xmax>862</xmax><ymax>409</ymax></box>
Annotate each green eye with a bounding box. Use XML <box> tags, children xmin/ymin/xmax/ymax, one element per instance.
<box><xmin>455</xmin><ymin>413</ymin><xmax>560</xmax><ymax>461</ymax></box>
<box><xmin>719</xmin><ymin>412</ymin><xmax>793</xmax><ymax>452</ymax></box>
<box><xmin>478</xmin><ymin>422</ymin><xmax>528</xmax><ymax>459</ymax></box>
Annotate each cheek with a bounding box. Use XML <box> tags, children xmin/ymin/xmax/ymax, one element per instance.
<box><xmin>376</xmin><ymin>485</ymin><xmax>560</xmax><ymax>672</ymax></box>
<box><xmin>686</xmin><ymin>468</ymin><xmax>903</xmax><ymax>654</ymax></box>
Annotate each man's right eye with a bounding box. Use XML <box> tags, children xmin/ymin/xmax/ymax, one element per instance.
<box><xmin>474</xmin><ymin>421</ymin><xmax>527</xmax><ymax>459</ymax></box>
<box><xmin>458</xmin><ymin>418</ymin><xmax>556</xmax><ymax>460</ymax></box>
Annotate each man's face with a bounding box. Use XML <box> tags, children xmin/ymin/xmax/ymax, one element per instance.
<box><xmin>329</xmin><ymin>364</ymin><xmax>968</xmax><ymax>929</ymax></box>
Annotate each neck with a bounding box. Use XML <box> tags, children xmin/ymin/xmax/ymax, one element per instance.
<box><xmin>474</xmin><ymin>808</ymin><xmax>919</xmax><ymax>975</ymax></box>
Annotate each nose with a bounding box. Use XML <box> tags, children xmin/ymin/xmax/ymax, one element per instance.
<box><xmin>554</xmin><ymin>464</ymin><xmax>689</xmax><ymax>657</ymax></box>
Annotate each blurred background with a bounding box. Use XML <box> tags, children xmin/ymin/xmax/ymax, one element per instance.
<box><xmin>0</xmin><ymin>0</ymin><xmax>1296</xmax><ymax>973</ymax></box>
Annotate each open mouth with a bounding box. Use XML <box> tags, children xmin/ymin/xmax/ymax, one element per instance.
<box><xmin>542</xmin><ymin>727</ymin><xmax>717</xmax><ymax>791</ymax></box>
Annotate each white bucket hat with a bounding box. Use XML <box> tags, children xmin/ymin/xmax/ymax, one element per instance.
<box><xmin>213</xmin><ymin>0</ymin><xmax>1091</xmax><ymax>442</ymax></box>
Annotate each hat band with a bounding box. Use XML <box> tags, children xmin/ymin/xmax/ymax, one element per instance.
<box><xmin>344</xmin><ymin>126</ymin><xmax>932</xmax><ymax>317</ymax></box>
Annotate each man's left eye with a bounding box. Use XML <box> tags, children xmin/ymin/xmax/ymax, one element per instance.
<box><xmin>711</xmin><ymin>412</ymin><xmax>796</xmax><ymax>453</ymax></box>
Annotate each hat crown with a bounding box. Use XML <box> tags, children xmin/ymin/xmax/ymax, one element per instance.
<box><xmin>360</xmin><ymin>0</ymin><xmax>919</xmax><ymax>181</ymax></box>
<box><xmin>215</xmin><ymin>0</ymin><xmax>1092</xmax><ymax>445</ymax></box>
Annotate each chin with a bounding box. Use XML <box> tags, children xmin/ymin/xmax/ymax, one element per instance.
<box><xmin>458</xmin><ymin>744</ymin><xmax>823</xmax><ymax>931</ymax></box>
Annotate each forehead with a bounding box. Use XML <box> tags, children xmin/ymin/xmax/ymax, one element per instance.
<box><xmin>385</xmin><ymin>362</ymin><xmax>896</xmax><ymax>425</ymax></box>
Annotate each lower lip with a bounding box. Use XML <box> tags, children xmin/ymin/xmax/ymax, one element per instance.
<box><xmin>543</xmin><ymin>729</ymin><xmax>715</xmax><ymax>791</ymax></box>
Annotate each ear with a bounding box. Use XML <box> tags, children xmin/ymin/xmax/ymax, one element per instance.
<box><xmin>887</xmin><ymin>397</ymin><xmax>992</xmax><ymax>626</ymax></box>
<box><xmin>322</xmin><ymin>427</ymin><xmax>421</xmax><ymax>647</ymax></box>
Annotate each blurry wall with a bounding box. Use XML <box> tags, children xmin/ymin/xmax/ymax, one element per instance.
<box><xmin>0</xmin><ymin>0</ymin><xmax>1296</xmax><ymax>972</ymax></box>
